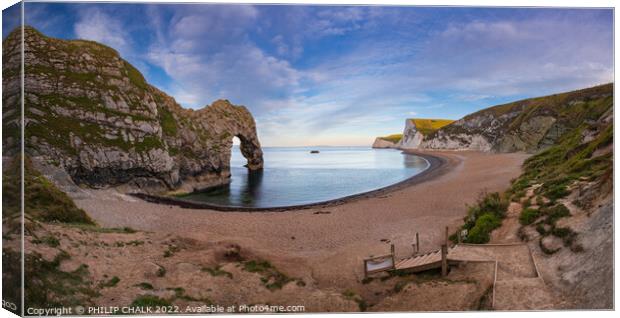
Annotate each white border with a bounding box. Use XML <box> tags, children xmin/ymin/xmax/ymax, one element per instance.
<box><xmin>0</xmin><ymin>1</ymin><xmax>617</xmax><ymax>318</ymax></box>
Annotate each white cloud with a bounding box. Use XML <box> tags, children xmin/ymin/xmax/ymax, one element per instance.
<box><xmin>74</xmin><ymin>9</ymin><xmax>128</xmax><ymax>53</ymax></box>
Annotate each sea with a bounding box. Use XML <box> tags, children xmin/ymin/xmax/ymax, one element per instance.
<box><xmin>180</xmin><ymin>146</ymin><xmax>429</xmax><ymax>208</ymax></box>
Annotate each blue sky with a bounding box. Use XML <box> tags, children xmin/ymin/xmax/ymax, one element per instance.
<box><xmin>3</xmin><ymin>3</ymin><xmax>614</xmax><ymax>146</ymax></box>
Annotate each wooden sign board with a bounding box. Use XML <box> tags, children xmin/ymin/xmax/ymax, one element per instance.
<box><xmin>364</xmin><ymin>254</ymin><xmax>395</xmax><ymax>277</ymax></box>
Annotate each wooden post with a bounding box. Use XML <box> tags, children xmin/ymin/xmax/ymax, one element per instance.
<box><xmin>457</xmin><ymin>230</ymin><xmax>461</xmax><ymax>243</ymax></box>
<box><xmin>445</xmin><ymin>226</ymin><xmax>449</xmax><ymax>246</ymax></box>
<box><xmin>416</xmin><ymin>232</ymin><xmax>420</xmax><ymax>253</ymax></box>
<box><xmin>441</xmin><ymin>244</ymin><xmax>448</xmax><ymax>276</ymax></box>
<box><xmin>390</xmin><ymin>244</ymin><xmax>395</xmax><ymax>256</ymax></box>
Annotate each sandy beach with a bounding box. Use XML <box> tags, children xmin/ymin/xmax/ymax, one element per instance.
<box><xmin>73</xmin><ymin>150</ymin><xmax>529</xmax><ymax>290</ymax></box>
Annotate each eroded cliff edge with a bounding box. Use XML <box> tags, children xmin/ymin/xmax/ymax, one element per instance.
<box><xmin>2</xmin><ymin>27</ymin><xmax>263</xmax><ymax>193</ymax></box>
<box><xmin>375</xmin><ymin>84</ymin><xmax>613</xmax><ymax>154</ymax></box>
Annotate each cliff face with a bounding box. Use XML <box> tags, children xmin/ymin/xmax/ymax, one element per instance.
<box><xmin>373</xmin><ymin>118</ymin><xmax>453</xmax><ymax>150</ymax></box>
<box><xmin>420</xmin><ymin>84</ymin><xmax>613</xmax><ymax>152</ymax></box>
<box><xmin>396</xmin><ymin>119</ymin><xmax>425</xmax><ymax>149</ymax></box>
<box><xmin>2</xmin><ymin>27</ymin><xmax>263</xmax><ymax>192</ymax></box>
<box><xmin>372</xmin><ymin>138</ymin><xmax>398</xmax><ymax>148</ymax></box>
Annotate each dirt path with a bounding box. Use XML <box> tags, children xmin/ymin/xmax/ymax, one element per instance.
<box><xmin>486</xmin><ymin>202</ymin><xmax>557</xmax><ymax>310</ymax></box>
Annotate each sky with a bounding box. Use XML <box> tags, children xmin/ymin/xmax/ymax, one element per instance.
<box><xmin>2</xmin><ymin>2</ymin><xmax>614</xmax><ymax>146</ymax></box>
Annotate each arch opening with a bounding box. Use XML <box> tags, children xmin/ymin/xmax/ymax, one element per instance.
<box><xmin>233</xmin><ymin>134</ymin><xmax>264</xmax><ymax>170</ymax></box>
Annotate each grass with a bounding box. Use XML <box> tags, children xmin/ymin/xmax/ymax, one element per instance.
<box><xmin>123</xmin><ymin>60</ymin><xmax>148</xmax><ymax>90</ymax></box>
<box><xmin>242</xmin><ymin>260</ymin><xmax>294</xmax><ymax>291</ymax></box>
<box><xmin>163</xmin><ymin>245</ymin><xmax>180</xmax><ymax>258</ymax></box>
<box><xmin>4</xmin><ymin>156</ymin><xmax>95</xmax><ymax>225</ymax></box>
<box><xmin>201</xmin><ymin>265</ymin><xmax>233</xmax><ymax>279</ymax></box>
<box><xmin>135</xmin><ymin>282</ymin><xmax>154</xmax><ymax>290</ymax></box>
<box><xmin>32</xmin><ymin>235</ymin><xmax>60</xmax><ymax>247</ymax></box>
<box><xmin>379</xmin><ymin>133</ymin><xmax>403</xmax><ymax>143</ymax></box>
<box><xmin>519</xmin><ymin>208</ymin><xmax>541</xmax><ymax>225</ymax></box>
<box><xmin>458</xmin><ymin>192</ymin><xmax>508</xmax><ymax>244</ymax></box>
<box><xmin>342</xmin><ymin>289</ymin><xmax>368</xmax><ymax>312</ymax></box>
<box><xmin>67</xmin><ymin>224</ymin><xmax>136</xmax><ymax>234</ymax></box>
<box><xmin>156</xmin><ymin>265</ymin><xmax>167</xmax><ymax>277</ymax></box>
<box><xmin>158</xmin><ymin>106</ymin><xmax>178</xmax><ymax>137</ymax></box>
<box><xmin>99</xmin><ymin>276</ymin><xmax>120</xmax><ymax>288</ymax></box>
<box><xmin>22</xmin><ymin>250</ymin><xmax>99</xmax><ymax>308</ymax></box>
<box><xmin>410</xmin><ymin>118</ymin><xmax>455</xmax><ymax>136</ymax></box>
<box><xmin>451</xmin><ymin>84</ymin><xmax>612</xmax><ymax>246</ymax></box>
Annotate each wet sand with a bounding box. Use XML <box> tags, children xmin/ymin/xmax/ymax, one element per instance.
<box><xmin>75</xmin><ymin>150</ymin><xmax>529</xmax><ymax>289</ymax></box>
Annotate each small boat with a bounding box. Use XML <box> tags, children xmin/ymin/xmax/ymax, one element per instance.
<box><xmin>310</xmin><ymin>150</ymin><xmax>320</xmax><ymax>154</ymax></box>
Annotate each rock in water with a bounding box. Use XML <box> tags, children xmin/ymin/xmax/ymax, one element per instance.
<box><xmin>2</xmin><ymin>26</ymin><xmax>263</xmax><ymax>193</ymax></box>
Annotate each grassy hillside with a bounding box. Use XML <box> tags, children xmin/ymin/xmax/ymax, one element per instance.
<box><xmin>451</xmin><ymin>84</ymin><xmax>613</xmax><ymax>244</ymax></box>
<box><xmin>3</xmin><ymin>156</ymin><xmax>95</xmax><ymax>228</ymax></box>
<box><xmin>378</xmin><ymin>134</ymin><xmax>403</xmax><ymax>143</ymax></box>
<box><xmin>428</xmin><ymin>83</ymin><xmax>613</xmax><ymax>152</ymax></box>
<box><xmin>410</xmin><ymin>119</ymin><xmax>454</xmax><ymax>136</ymax></box>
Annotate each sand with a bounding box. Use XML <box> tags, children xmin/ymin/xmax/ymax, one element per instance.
<box><xmin>74</xmin><ymin>150</ymin><xmax>529</xmax><ymax>291</ymax></box>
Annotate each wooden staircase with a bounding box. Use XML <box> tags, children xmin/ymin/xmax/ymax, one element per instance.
<box><xmin>394</xmin><ymin>246</ymin><xmax>458</xmax><ymax>272</ymax></box>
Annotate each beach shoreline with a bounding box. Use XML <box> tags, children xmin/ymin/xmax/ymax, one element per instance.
<box><xmin>129</xmin><ymin>150</ymin><xmax>451</xmax><ymax>212</ymax></box>
<box><xmin>74</xmin><ymin>151</ymin><xmax>528</xmax><ymax>287</ymax></box>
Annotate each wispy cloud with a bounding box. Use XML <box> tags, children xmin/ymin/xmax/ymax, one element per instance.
<box><xmin>74</xmin><ymin>8</ymin><xmax>129</xmax><ymax>54</ymax></box>
<box><xmin>19</xmin><ymin>4</ymin><xmax>614</xmax><ymax>146</ymax></box>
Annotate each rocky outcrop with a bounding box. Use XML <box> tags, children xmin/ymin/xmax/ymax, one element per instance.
<box><xmin>418</xmin><ymin>84</ymin><xmax>613</xmax><ymax>153</ymax></box>
<box><xmin>2</xmin><ymin>26</ymin><xmax>263</xmax><ymax>193</ymax></box>
<box><xmin>372</xmin><ymin>137</ymin><xmax>397</xmax><ymax>148</ymax></box>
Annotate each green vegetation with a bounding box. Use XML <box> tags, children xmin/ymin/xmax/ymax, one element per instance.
<box><xmin>519</xmin><ymin>208</ymin><xmax>541</xmax><ymax>225</ymax></box>
<box><xmin>135</xmin><ymin>282</ymin><xmax>154</xmax><ymax>290</ymax></box>
<box><xmin>460</xmin><ymin>192</ymin><xmax>508</xmax><ymax>244</ymax></box>
<box><xmin>242</xmin><ymin>260</ymin><xmax>294</xmax><ymax>291</ymax></box>
<box><xmin>99</xmin><ymin>276</ymin><xmax>120</xmax><ymax>288</ymax></box>
<box><xmin>201</xmin><ymin>265</ymin><xmax>233</xmax><ymax>279</ymax></box>
<box><xmin>433</xmin><ymin>83</ymin><xmax>612</xmax><ymax>148</ymax></box>
<box><xmin>510</xmin><ymin>122</ymin><xmax>612</xmax><ymax>203</ymax></box>
<box><xmin>450</xmin><ymin>84</ymin><xmax>612</xmax><ymax>246</ymax></box>
<box><xmin>379</xmin><ymin>133</ymin><xmax>403</xmax><ymax>143</ymax></box>
<box><xmin>67</xmin><ymin>224</ymin><xmax>136</xmax><ymax>234</ymax></box>
<box><xmin>123</xmin><ymin>61</ymin><xmax>148</xmax><ymax>90</ymax></box>
<box><xmin>163</xmin><ymin>245</ymin><xmax>180</xmax><ymax>258</ymax></box>
<box><xmin>3</xmin><ymin>157</ymin><xmax>95</xmax><ymax>225</ymax></box>
<box><xmin>156</xmin><ymin>265</ymin><xmax>167</xmax><ymax>277</ymax></box>
<box><xmin>158</xmin><ymin>106</ymin><xmax>178</xmax><ymax>137</ymax></box>
<box><xmin>22</xmin><ymin>250</ymin><xmax>99</xmax><ymax>308</ymax></box>
<box><xmin>32</xmin><ymin>235</ymin><xmax>60</xmax><ymax>247</ymax></box>
<box><xmin>410</xmin><ymin>118</ymin><xmax>455</xmax><ymax>136</ymax></box>
<box><xmin>342</xmin><ymin>289</ymin><xmax>368</xmax><ymax>312</ymax></box>
<box><xmin>165</xmin><ymin>287</ymin><xmax>213</xmax><ymax>304</ymax></box>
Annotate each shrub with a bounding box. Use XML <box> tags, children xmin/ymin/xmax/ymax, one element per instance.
<box><xmin>201</xmin><ymin>266</ymin><xmax>233</xmax><ymax>279</ymax></box>
<box><xmin>465</xmin><ymin>213</ymin><xmax>502</xmax><ymax>244</ymax></box>
<box><xmin>135</xmin><ymin>282</ymin><xmax>153</xmax><ymax>290</ymax></box>
<box><xmin>463</xmin><ymin>192</ymin><xmax>507</xmax><ymax>230</ymax></box>
<box><xmin>519</xmin><ymin>208</ymin><xmax>541</xmax><ymax>225</ymax></box>
<box><xmin>100</xmin><ymin>276</ymin><xmax>120</xmax><ymax>288</ymax></box>
<box><xmin>542</xmin><ymin>182</ymin><xmax>570</xmax><ymax>201</ymax></box>
<box><xmin>242</xmin><ymin>260</ymin><xmax>293</xmax><ymax>291</ymax></box>
<box><xmin>32</xmin><ymin>235</ymin><xmax>60</xmax><ymax>247</ymax></box>
<box><xmin>543</xmin><ymin>204</ymin><xmax>570</xmax><ymax>224</ymax></box>
<box><xmin>130</xmin><ymin>295</ymin><xmax>171</xmax><ymax>308</ymax></box>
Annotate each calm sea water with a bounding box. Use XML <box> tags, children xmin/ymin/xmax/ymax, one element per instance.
<box><xmin>181</xmin><ymin>146</ymin><xmax>429</xmax><ymax>208</ymax></box>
